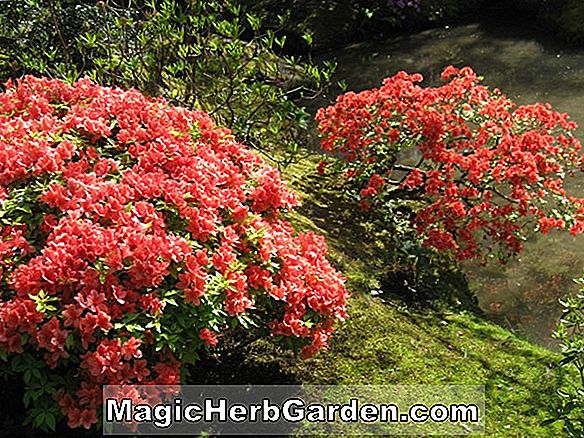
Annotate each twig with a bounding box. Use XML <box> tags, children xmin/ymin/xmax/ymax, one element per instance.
<box><xmin>47</xmin><ymin>0</ymin><xmax>69</xmax><ymax>63</ymax></box>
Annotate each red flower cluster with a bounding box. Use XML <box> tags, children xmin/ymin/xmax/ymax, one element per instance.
<box><xmin>0</xmin><ymin>76</ymin><xmax>348</xmax><ymax>429</ymax></box>
<box><xmin>316</xmin><ymin>66</ymin><xmax>584</xmax><ymax>260</ymax></box>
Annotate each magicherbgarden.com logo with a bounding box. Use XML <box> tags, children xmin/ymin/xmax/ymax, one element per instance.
<box><xmin>102</xmin><ymin>385</ymin><xmax>485</xmax><ymax>435</ymax></box>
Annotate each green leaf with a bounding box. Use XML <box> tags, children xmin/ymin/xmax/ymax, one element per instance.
<box><xmin>45</xmin><ymin>412</ymin><xmax>56</xmax><ymax>431</ymax></box>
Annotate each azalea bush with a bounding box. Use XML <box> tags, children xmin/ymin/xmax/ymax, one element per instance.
<box><xmin>316</xmin><ymin>66</ymin><xmax>584</xmax><ymax>263</ymax></box>
<box><xmin>0</xmin><ymin>76</ymin><xmax>348</xmax><ymax>431</ymax></box>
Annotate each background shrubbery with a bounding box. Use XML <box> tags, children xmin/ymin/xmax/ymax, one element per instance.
<box><xmin>241</xmin><ymin>0</ymin><xmax>483</xmax><ymax>50</ymax></box>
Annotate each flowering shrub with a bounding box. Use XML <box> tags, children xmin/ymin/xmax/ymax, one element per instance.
<box><xmin>316</xmin><ymin>66</ymin><xmax>584</xmax><ymax>261</ymax></box>
<box><xmin>0</xmin><ymin>76</ymin><xmax>348</xmax><ymax>430</ymax></box>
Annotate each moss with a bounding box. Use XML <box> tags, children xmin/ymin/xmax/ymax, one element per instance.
<box><xmin>199</xmin><ymin>293</ymin><xmax>567</xmax><ymax>436</ymax></box>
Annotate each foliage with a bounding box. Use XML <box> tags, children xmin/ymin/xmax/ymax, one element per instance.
<box><xmin>539</xmin><ymin>0</ymin><xmax>584</xmax><ymax>44</ymax></box>
<box><xmin>549</xmin><ymin>283</ymin><xmax>584</xmax><ymax>436</ymax></box>
<box><xmin>0</xmin><ymin>0</ymin><xmax>334</xmax><ymax>167</ymax></box>
<box><xmin>341</xmin><ymin>0</ymin><xmax>480</xmax><ymax>38</ymax></box>
<box><xmin>333</xmin><ymin>0</ymin><xmax>423</xmax><ymax>29</ymax></box>
<box><xmin>239</xmin><ymin>0</ymin><xmax>478</xmax><ymax>52</ymax></box>
<box><xmin>316</xmin><ymin>66</ymin><xmax>584</xmax><ymax>263</ymax></box>
<box><xmin>0</xmin><ymin>76</ymin><xmax>348</xmax><ymax>431</ymax></box>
